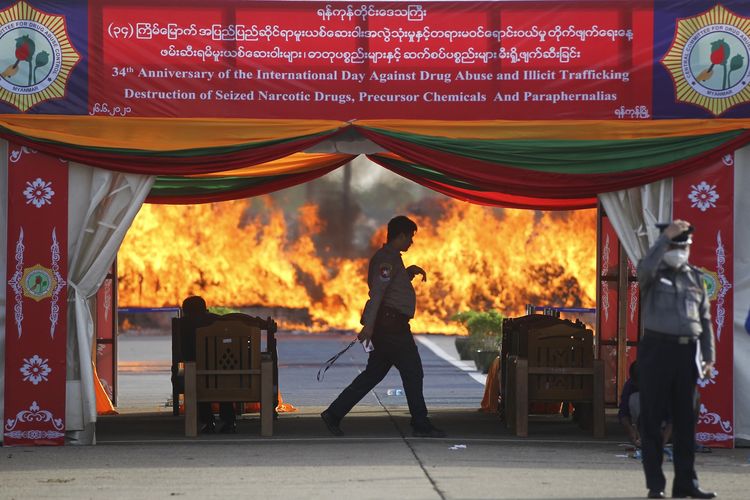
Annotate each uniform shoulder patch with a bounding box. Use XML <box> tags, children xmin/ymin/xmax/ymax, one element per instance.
<box><xmin>379</xmin><ymin>263</ymin><xmax>393</xmax><ymax>281</ymax></box>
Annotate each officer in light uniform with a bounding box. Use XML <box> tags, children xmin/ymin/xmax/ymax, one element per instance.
<box><xmin>321</xmin><ymin>215</ymin><xmax>445</xmax><ymax>438</ymax></box>
<box><xmin>636</xmin><ymin>220</ymin><xmax>716</xmax><ymax>499</ymax></box>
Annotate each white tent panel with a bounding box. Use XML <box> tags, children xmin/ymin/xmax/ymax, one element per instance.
<box><xmin>733</xmin><ymin>145</ymin><xmax>750</xmax><ymax>442</ymax></box>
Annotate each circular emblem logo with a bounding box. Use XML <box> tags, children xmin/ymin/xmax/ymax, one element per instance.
<box><xmin>0</xmin><ymin>1</ymin><xmax>80</xmax><ymax>111</ymax></box>
<box><xmin>21</xmin><ymin>263</ymin><xmax>57</xmax><ymax>301</ymax></box>
<box><xmin>662</xmin><ymin>5</ymin><xmax>750</xmax><ymax>116</ymax></box>
<box><xmin>699</xmin><ymin>267</ymin><xmax>720</xmax><ymax>302</ymax></box>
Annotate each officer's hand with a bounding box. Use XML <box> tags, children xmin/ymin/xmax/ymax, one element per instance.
<box><xmin>407</xmin><ymin>265</ymin><xmax>427</xmax><ymax>282</ymax></box>
<box><xmin>664</xmin><ymin>219</ymin><xmax>691</xmax><ymax>239</ymax></box>
<box><xmin>702</xmin><ymin>361</ymin><xmax>715</xmax><ymax>378</ymax></box>
<box><xmin>357</xmin><ymin>323</ymin><xmax>374</xmax><ymax>343</ymax></box>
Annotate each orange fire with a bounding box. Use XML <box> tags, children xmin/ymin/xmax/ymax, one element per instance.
<box><xmin>117</xmin><ymin>198</ymin><xmax>596</xmax><ymax>333</ymax></box>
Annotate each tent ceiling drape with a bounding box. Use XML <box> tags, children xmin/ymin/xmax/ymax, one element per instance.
<box><xmin>2</xmin><ymin>116</ymin><xmax>750</xmax><ymax>209</ymax></box>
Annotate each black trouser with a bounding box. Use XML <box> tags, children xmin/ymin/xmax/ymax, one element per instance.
<box><xmin>326</xmin><ymin>307</ymin><xmax>429</xmax><ymax>427</ymax></box>
<box><xmin>199</xmin><ymin>402</ymin><xmax>235</xmax><ymax>424</ymax></box>
<box><xmin>638</xmin><ymin>332</ymin><xmax>699</xmax><ymax>492</ymax></box>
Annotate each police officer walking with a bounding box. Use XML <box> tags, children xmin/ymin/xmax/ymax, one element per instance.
<box><xmin>321</xmin><ymin>215</ymin><xmax>445</xmax><ymax>438</ymax></box>
<box><xmin>637</xmin><ymin>220</ymin><xmax>716</xmax><ymax>499</ymax></box>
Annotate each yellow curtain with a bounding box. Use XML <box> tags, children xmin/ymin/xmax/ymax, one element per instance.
<box><xmin>185</xmin><ymin>152</ymin><xmax>354</xmax><ymax>178</ymax></box>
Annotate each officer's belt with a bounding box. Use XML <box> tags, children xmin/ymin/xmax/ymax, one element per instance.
<box><xmin>644</xmin><ymin>329</ymin><xmax>697</xmax><ymax>345</ymax></box>
<box><xmin>378</xmin><ymin>306</ymin><xmax>410</xmax><ymax>321</ymax></box>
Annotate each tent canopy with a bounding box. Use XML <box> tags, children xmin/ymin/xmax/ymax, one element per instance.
<box><xmin>2</xmin><ymin>115</ymin><xmax>750</xmax><ymax>209</ymax></box>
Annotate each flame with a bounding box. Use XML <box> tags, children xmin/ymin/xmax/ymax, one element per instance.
<box><xmin>117</xmin><ymin>198</ymin><xmax>596</xmax><ymax>333</ymax></box>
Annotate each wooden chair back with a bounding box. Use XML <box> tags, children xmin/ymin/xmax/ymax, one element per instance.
<box><xmin>526</xmin><ymin>325</ymin><xmax>593</xmax><ymax>401</ymax></box>
<box><xmin>185</xmin><ymin>317</ymin><xmax>274</xmax><ymax>437</ymax></box>
<box><xmin>194</xmin><ymin>319</ymin><xmax>262</xmax><ymax>402</ymax></box>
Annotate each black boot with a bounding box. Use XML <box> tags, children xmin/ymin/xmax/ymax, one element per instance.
<box><xmin>672</xmin><ymin>486</ymin><xmax>717</xmax><ymax>498</ymax></box>
<box><xmin>321</xmin><ymin>410</ymin><xmax>343</xmax><ymax>436</ymax></box>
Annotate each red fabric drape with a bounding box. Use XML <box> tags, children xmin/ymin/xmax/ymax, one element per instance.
<box><xmin>369</xmin><ymin>155</ymin><xmax>597</xmax><ymax>210</ymax></box>
<box><xmin>358</xmin><ymin>127</ymin><xmax>750</xmax><ymax>198</ymax></box>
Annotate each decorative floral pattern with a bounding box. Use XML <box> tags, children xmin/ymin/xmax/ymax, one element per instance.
<box><xmin>9</xmin><ymin>146</ymin><xmax>36</xmax><ymax>163</ymax></box>
<box><xmin>624</xmin><ymin>259</ymin><xmax>639</xmax><ymax>328</ymax></box>
<box><xmin>697</xmin><ymin>366</ymin><xmax>719</xmax><ymax>388</ymax></box>
<box><xmin>22</xmin><ymin>177</ymin><xmax>55</xmax><ymax>208</ymax></box>
<box><xmin>4</xmin><ymin>401</ymin><xmax>64</xmax><ymax>433</ymax></box>
<box><xmin>7</xmin><ymin>228</ymin><xmax>25</xmax><ymax>338</ymax></box>
<box><xmin>722</xmin><ymin>154</ymin><xmax>734</xmax><ymax>166</ymax></box>
<box><xmin>103</xmin><ymin>278</ymin><xmax>112</xmax><ymax>321</ymax></box>
<box><xmin>687</xmin><ymin>181</ymin><xmax>719</xmax><ymax>212</ymax></box>
<box><xmin>696</xmin><ymin>432</ymin><xmax>733</xmax><ymax>443</ymax></box>
<box><xmin>697</xmin><ymin>403</ymin><xmax>733</xmax><ymax>434</ymax></box>
<box><xmin>601</xmin><ymin>234</ymin><xmax>610</xmax><ymax>322</ymax></box>
<box><xmin>714</xmin><ymin>231</ymin><xmax>731</xmax><ymax>342</ymax></box>
<box><xmin>629</xmin><ymin>282</ymin><xmax>638</xmax><ymax>322</ymax></box>
<box><xmin>20</xmin><ymin>355</ymin><xmax>52</xmax><ymax>385</ymax></box>
<box><xmin>49</xmin><ymin>228</ymin><xmax>66</xmax><ymax>339</ymax></box>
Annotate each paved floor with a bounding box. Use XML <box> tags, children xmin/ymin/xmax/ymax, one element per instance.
<box><xmin>2</xmin><ymin>333</ymin><xmax>748</xmax><ymax>499</ymax></box>
<box><xmin>114</xmin><ymin>332</ymin><xmax>486</xmax><ymax>412</ymax></box>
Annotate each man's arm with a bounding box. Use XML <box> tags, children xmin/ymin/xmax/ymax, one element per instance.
<box><xmin>636</xmin><ymin>233</ymin><xmax>671</xmax><ymax>291</ymax></box>
<box><xmin>406</xmin><ymin>265</ymin><xmax>427</xmax><ymax>282</ymax></box>
<box><xmin>358</xmin><ymin>256</ymin><xmax>394</xmax><ymax>341</ymax></box>
<box><xmin>637</xmin><ymin>220</ymin><xmax>692</xmax><ymax>290</ymax></box>
<box><xmin>619</xmin><ymin>415</ymin><xmax>641</xmax><ymax>447</ymax></box>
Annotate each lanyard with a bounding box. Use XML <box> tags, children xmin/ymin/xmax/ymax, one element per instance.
<box><xmin>316</xmin><ymin>338</ymin><xmax>358</xmax><ymax>382</ymax></box>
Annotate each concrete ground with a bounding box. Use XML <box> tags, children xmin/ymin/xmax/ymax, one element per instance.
<box><xmin>2</xmin><ymin>333</ymin><xmax>748</xmax><ymax>499</ymax></box>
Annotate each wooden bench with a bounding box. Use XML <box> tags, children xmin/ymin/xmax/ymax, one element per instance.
<box><xmin>172</xmin><ymin>314</ymin><xmax>279</xmax><ymax>418</ymax></box>
<box><xmin>183</xmin><ymin>318</ymin><xmax>274</xmax><ymax>437</ymax></box>
<box><xmin>505</xmin><ymin>322</ymin><xmax>605</xmax><ymax>438</ymax></box>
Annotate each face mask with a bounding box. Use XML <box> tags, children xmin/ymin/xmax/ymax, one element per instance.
<box><xmin>663</xmin><ymin>248</ymin><xmax>689</xmax><ymax>268</ymax></box>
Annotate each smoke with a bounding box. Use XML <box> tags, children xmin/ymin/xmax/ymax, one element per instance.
<box><xmin>248</xmin><ymin>156</ymin><xmax>450</xmax><ymax>257</ymax></box>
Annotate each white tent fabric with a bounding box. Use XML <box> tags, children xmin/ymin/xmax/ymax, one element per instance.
<box><xmin>733</xmin><ymin>146</ymin><xmax>750</xmax><ymax>442</ymax></box>
<box><xmin>65</xmin><ymin>164</ymin><xmax>154</xmax><ymax>444</ymax></box>
<box><xmin>598</xmin><ymin>179</ymin><xmax>673</xmax><ymax>264</ymax></box>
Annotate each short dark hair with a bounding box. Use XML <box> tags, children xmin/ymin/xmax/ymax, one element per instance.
<box><xmin>387</xmin><ymin>215</ymin><xmax>417</xmax><ymax>243</ymax></box>
<box><xmin>182</xmin><ymin>295</ymin><xmax>207</xmax><ymax>318</ymax></box>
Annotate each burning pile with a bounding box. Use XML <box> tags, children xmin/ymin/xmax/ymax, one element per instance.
<box><xmin>117</xmin><ymin>198</ymin><xmax>596</xmax><ymax>333</ymax></box>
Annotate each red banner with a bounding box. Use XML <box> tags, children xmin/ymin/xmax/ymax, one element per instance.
<box><xmin>3</xmin><ymin>145</ymin><xmax>68</xmax><ymax>446</ymax></box>
<box><xmin>95</xmin><ymin>274</ymin><xmax>115</xmax><ymax>403</ymax></box>
<box><xmin>673</xmin><ymin>155</ymin><xmax>734</xmax><ymax>448</ymax></box>
<box><xmin>88</xmin><ymin>0</ymin><xmax>654</xmax><ymax>119</ymax></box>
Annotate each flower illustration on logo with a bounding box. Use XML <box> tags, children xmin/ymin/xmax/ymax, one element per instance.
<box><xmin>20</xmin><ymin>354</ymin><xmax>52</xmax><ymax>385</ymax></box>
<box><xmin>0</xmin><ymin>33</ymin><xmax>49</xmax><ymax>86</ymax></box>
<box><xmin>22</xmin><ymin>177</ymin><xmax>54</xmax><ymax>208</ymax></box>
<box><xmin>694</xmin><ymin>39</ymin><xmax>745</xmax><ymax>91</ymax></box>
<box><xmin>688</xmin><ymin>181</ymin><xmax>719</xmax><ymax>212</ymax></box>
